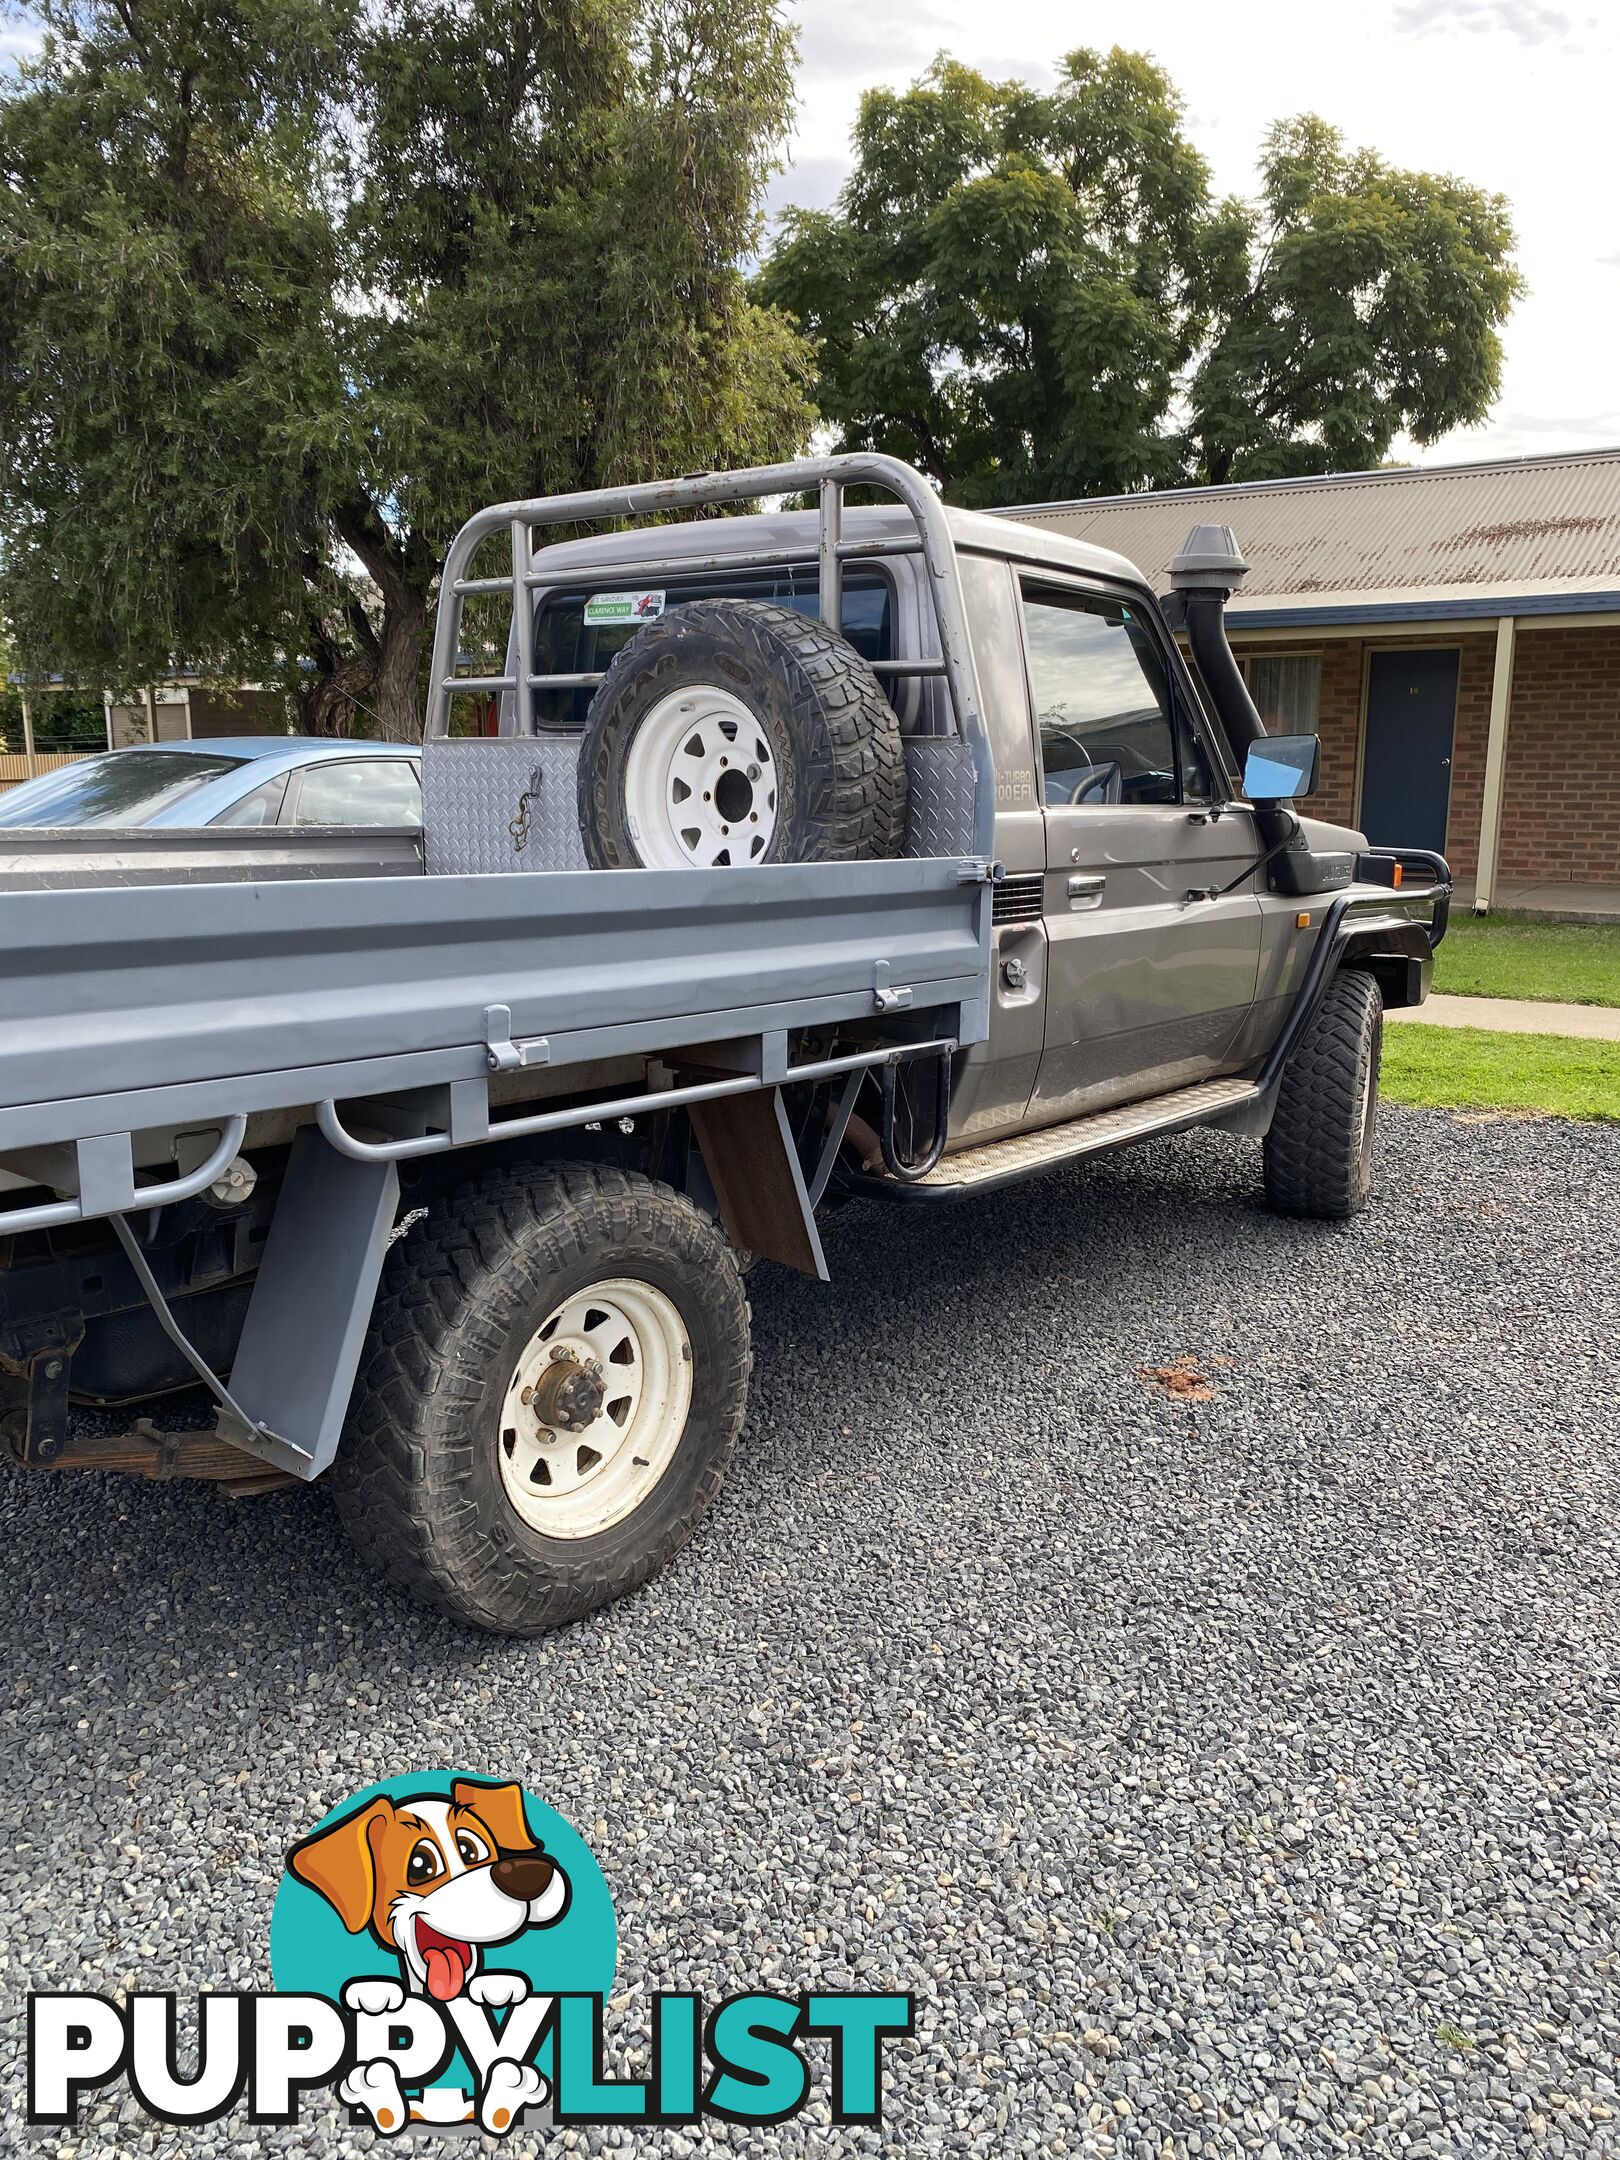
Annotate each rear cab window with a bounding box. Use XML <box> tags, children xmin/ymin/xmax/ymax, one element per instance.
<box><xmin>531</xmin><ymin>567</ymin><xmax>895</xmax><ymax>730</ymax></box>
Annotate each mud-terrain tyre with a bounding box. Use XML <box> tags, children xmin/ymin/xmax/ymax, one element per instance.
<box><xmin>578</xmin><ymin>597</ymin><xmax>907</xmax><ymax>869</ymax></box>
<box><xmin>1263</xmin><ymin>968</ymin><xmax>1383</xmax><ymax>1221</ymax></box>
<box><xmin>330</xmin><ymin>1161</ymin><xmax>751</xmax><ymax>1635</ymax></box>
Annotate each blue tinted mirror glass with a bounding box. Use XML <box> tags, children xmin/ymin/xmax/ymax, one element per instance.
<box><xmin>1243</xmin><ymin>732</ymin><xmax>1319</xmax><ymax>801</ymax></box>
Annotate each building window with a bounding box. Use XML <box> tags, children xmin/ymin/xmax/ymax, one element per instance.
<box><xmin>1247</xmin><ymin>653</ymin><xmax>1322</xmax><ymax>733</ymax></box>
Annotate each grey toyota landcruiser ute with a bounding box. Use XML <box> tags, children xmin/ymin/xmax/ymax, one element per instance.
<box><xmin>0</xmin><ymin>454</ymin><xmax>1448</xmax><ymax>1632</ymax></box>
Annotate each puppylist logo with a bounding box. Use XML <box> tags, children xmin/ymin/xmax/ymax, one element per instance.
<box><xmin>27</xmin><ymin>1772</ymin><xmax>913</xmax><ymax>2136</ymax></box>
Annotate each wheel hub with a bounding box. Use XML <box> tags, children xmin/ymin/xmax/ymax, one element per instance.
<box><xmin>529</xmin><ymin>1351</ymin><xmax>605</xmax><ymax>1434</ymax></box>
<box><xmin>623</xmin><ymin>684</ymin><xmax>778</xmax><ymax>868</ymax></box>
<box><xmin>497</xmin><ymin>1279</ymin><xmax>694</xmax><ymax>1539</ymax></box>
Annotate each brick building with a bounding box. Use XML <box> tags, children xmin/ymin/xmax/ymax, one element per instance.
<box><xmin>1004</xmin><ymin>448</ymin><xmax>1620</xmax><ymax>913</ymax></box>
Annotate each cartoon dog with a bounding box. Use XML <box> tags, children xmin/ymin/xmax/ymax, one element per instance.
<box><xmin>287</xmin><ymin>1779</ymin><xmax>570</xmax><ymax>2003</ymax></box>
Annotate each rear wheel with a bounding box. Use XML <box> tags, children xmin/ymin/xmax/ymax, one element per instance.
<box><xmin>578</xmin><ymin>597</ymin><xmax>907</xmax><ymax>869</ymax></box>
<box><xmin>1263</xmin><ymin>968</ymin><xmax>1383</xmax><ymax>1220</ymax></box>
<box><xmin>331</xmin><ymin>1161</ymin><xmax>751</xmax><ymax>1634</ymax></box>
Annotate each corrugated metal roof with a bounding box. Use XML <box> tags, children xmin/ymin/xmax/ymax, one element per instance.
<box><xmin>994</xmin><ymin>448</ymin><xmax>1620</xmax><ymax>608</ymax></box>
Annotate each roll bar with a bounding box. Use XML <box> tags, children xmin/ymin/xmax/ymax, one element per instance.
<box><xmin>424</xmin><ymin>452</ymin><xmax>996</xmax><ymax>857</ymax></box>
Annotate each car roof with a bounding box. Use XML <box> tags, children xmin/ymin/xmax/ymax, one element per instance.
<box><xmin>528</xmin><ymin>502</ymin><xmax>1149</xmax><ymax>591</ymax></box>
<box><xmin>113</xmin><ymin>737</ymin><xmax>416</xmax><ymax>761</ymax></box>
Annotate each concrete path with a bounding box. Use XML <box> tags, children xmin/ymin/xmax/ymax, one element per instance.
<box><xmin>1387</xmin><ymin>992</ymin><xmax>1620</xmax><ymax>1039</ymax></box>
<box><xmin>1452</xmin><ymin>876</ymin><xmax>1620</xmax><ymax>923</ymax></box>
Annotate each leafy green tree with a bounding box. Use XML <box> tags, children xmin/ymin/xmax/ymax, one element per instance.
<box><xmin>1</xmin><ymin>0</ymin><xmax>812</xmax><ymax>740</ymax></box>
<box><xmin>0</xmin><ymin>1</ymin><xmax>350</xmax><ymax>709</ymax></box>
<box><xmin>1187</xmin><ymin>115</ymin><xmax>1522</xmax><ymax>483</ymax></box>
<box><xmin>756</xmin><ymin>48</ymin><xmax>1522</xmax><ymax>505</ymax></box>
<box><xmin>337</xmin><ymin>0</ymin><xmax>810</xmax><ymax>735</ymax></box>
<box><xmin>0</xmin><ymin>629</ymin><xmax>108</xmax><ymax>750</ymax></box>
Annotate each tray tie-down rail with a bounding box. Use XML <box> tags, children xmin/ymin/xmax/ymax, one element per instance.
<box><xmin>315</xmin><ymin>1037</ymin><xmax>956</xmax><ymax>1165</ymax></box>
<box><xmin>0</xmin><ymin>1117</ymin><xmax>248</xmax><ymax>1238</ymax></box>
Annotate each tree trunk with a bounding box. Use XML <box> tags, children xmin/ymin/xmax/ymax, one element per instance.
<box><xmin>370</xmin><ymin>589</ymin><xmax>428</xmax><ymax>742</ymax></box>
<box><xmin>295</xmin><ymin>659</ymin><xmax>364</xmax><ymax>737</ymax></box>
<box><xmin>330</xmin><ymin>499</ymin><xmax>433</xmax><ymax>743</ymax></box>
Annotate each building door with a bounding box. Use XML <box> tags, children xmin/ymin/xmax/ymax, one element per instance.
<box><xmin>1361</xmin><ymin>649</ymin><xmax>1457</xmax><ymax>854</ymax></box>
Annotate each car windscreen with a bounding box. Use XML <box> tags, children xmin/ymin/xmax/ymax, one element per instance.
<box><xmin>531</xmin><ymin>567</ymin><xmax>894</xmax><ymax>729</ymax></box>
<box><xmin>0</xmin><ymin>751</ymin><xmax>247</xmax><ymax>828</ymax></box>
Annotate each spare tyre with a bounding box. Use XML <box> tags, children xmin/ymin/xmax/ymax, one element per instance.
<box><xmin>578</xmin><ymin>597</ymin><xmax>907</xmax><ymax>869</ymax></box>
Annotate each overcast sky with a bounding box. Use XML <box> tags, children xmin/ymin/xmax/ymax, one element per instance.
<box><xmin>773</xmin><ymin>0</ymin><xmax>1620</xmax><ymax>468</ymax></box>
<box><xmin>5</xmin><ymin>1</ymin><xmax>1613</xmax><ymax>470</ymax></box>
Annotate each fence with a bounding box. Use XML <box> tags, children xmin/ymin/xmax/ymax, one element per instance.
<box><xmin>0</xmin><ymin>752</ymin><xmax>91</xmax><ymax>794</ymax></box>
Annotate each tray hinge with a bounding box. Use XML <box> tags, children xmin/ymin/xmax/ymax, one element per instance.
<box><xmin>484</xmin><ymin>1003</ymin><xmax>551</xmax><ymax>1074</ymax></box>
<box><xmin>872</xmin><ymin>961</ymin><xmax>914</xmax><ymax>1015</ymax></box>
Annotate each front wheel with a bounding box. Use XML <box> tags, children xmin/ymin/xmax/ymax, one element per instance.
<box><xmin>331</xmin><ymin>1162</ymin><xmax>752</xmax><ymax>1634</ymax></box>
<box><xmin>1263</xmin><ymin>968</ymin><xmax>1383</xmax><ymax>1220</ymax></box>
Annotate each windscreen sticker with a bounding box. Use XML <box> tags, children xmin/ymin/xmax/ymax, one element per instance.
<box><xmin>583</xmin><ymin>589</ymin><xmax>665</xmax><ymax>625</ymax></box>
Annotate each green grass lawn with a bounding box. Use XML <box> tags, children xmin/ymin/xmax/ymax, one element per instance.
<box><xmin>1433</xmin><ymin>913</ymin><xmax>1620</xmax><ymax>1007</ymax></box>
<box><xmin>1382</xmin><ymin>1023</ymin><xmax>1620</xmax><ymax>1121</ymax></box>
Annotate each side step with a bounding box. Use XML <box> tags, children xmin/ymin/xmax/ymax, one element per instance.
<box><xmin>870</xmin><ymin>1076</ymin><xmax>1260</xmax><ymax>1199</ymax></box>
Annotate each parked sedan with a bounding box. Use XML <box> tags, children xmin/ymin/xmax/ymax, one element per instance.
<box><xmin>0</xmin><ymin>737</ymin><xmax>422</xmax><ymax>829</ymax></box>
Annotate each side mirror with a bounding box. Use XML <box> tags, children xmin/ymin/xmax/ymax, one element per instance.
<box><xmin>1243</xmin><ymin>732</ymin><xmax>1320</xmax><ymax>802</ymax></box>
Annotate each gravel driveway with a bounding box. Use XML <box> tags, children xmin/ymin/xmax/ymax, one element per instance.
<box><xmin>4</xmin><ymin>1106</ymin><xmax>1619</xmax><ymax>2157</ymax></box>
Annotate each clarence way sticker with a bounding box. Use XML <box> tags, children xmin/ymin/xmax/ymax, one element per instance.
<box><xmin>583</xmin><ymin>590</ymin><xmax>665</xmax><ymax>625</ymax></box>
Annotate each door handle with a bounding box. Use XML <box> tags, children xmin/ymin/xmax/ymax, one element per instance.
<box><xmin>1067</xmin><ymin>872</ymin><xmax>1106</xmax><ymax>910</ymax></box>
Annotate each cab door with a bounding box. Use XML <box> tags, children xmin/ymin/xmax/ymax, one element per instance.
<box><xmin>1019</xmin><ymin>578</ymin><xmax>1263</xmax><ymax>1121</ymax></box>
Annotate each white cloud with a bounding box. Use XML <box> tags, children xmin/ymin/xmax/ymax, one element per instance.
<box><xmin>1392</xmin><ymin>1</ymin><xmax>1572</xmax><ymax>44</ymax></box>
<box><xmin>791</xmin><ymin>4</ymin><xmax>948</xmax><ymax>88</ymax></box>
<box><xmin>764</xmin><ymin>153</ymin><xmax>847</xmax><ymax>220</ymax></box>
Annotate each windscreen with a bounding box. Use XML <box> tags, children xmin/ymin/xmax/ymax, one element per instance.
<box><xmin>0</xmin><ymin>751</ymin><xmax>246</xmax><ymax>828</ymax></box>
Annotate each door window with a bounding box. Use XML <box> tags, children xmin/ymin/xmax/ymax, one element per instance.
<box><xmin>213</xmin><ymin>773</ymin><xmax>290</xmax><ymax>827</ymax></box>
<box><xmin>292</xmin><ymin>760</ymin><xmax>423</xmax><ymax>826</ymax></box>
<box><xmin>1022</xmin><ymin>588</ymin><xmax>1196</xmax><ymax>807</ymax></box>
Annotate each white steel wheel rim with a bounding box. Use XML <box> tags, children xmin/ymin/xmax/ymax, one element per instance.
<box><xmin>622</xmin><ymin>684</ymin><xmax>778</xmax><ymax>867</ymax></box>
<box><xmin>497</xmin><ymin>1279</ymin><xmax>693</xmax><ymax>1539</ymax></box>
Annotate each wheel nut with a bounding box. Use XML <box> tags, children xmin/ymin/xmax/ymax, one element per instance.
<box><xmin>520</xmin><ymin>1385</ymin><xmax>534</xmax><ymax>1405</ymax></box>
